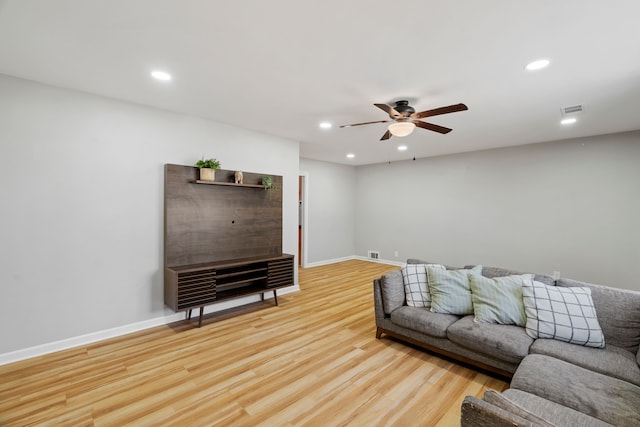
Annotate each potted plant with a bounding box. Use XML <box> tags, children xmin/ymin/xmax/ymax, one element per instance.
<box><xmin>262</xmin><ymin>175</ymin><xmax>279</xmax><ymax>198</ymax></box>
<box><xmin>195</xmin><ymin>157</ymin><xmax>221</xmax><ymax>181</ymax></box>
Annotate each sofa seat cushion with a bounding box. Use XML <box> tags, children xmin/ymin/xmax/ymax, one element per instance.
<box><xmin>389</xmin><ymin>306</ymin><xmax>460</xmax><ymax>338</ymax></box>
<box><xmin>511</xmin><ymin>354</ymin><xmax>640</xmax><ymax>426</ymax></box>
<box><xmin>447</xmin><ymin>316</ymin><xmax>533</xmax><ymax>364</ymax></box>
<box><xmin>558</xmin><ymin>278</ymin><xmax>640</xmax><ymax>354</ymax></box>
<box><xmin>500</xmin><ymin>389</ymin><xmax>613</xmax><ymax>427</ymax></box>
<box><xmin>530</xmin><ymin>339</ymin><xmax>640</xmax><ymax>386</ymax></box>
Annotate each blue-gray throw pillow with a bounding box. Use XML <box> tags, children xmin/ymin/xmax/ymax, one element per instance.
<box><xmin>428</xmin><ymin>265</ymin><xmax>482</xmax><ymax>315</ymax></box>
<box><xmin>469</xmin><ymin>274</ymin><xmax>532</xmax><ymax>326</ymax></box>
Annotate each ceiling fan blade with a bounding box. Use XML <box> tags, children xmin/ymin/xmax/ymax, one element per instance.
<box><xmin>339</xmin><ymin>119</ymin><xmax>391</xmax><ymax>128</ymax></box>
<box><xmin>412</xmin><ymin>103</ymin><xmax>468</xmax><ymax>119</ymax></box>
<box><xmin>374</xmin><ymin>103</ymin><xmax>403</xmax><ymax>118</ymax></box>
<box><xmin>414</xmin><ymin>120</ymin><xmax>452</xmax><ymax>134</ymax></box>
<box><xmin>380</xmin><ymin>129</ymin><xmax>392</xmax><ymax>141</ymax></box>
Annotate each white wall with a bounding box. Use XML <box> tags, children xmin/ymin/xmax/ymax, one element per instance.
<box><xmin>355</xmin><ymin>131</ymin><xmax>640</xmax><ymax>291</ymax></box>
<box><xmin>0</xmin><ymin>74</ymin><xmax>299</xmax><ymax>356</ymax></box>
<box><xmin>299</xmin><ymin>158</ymin><xmax>356</xmax><ymax>265</ymax></box>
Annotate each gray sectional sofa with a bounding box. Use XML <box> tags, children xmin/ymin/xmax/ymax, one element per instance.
<box><xmin>373</xmin><ymin>259</ymin><xmax>640</xmax><ymax>426</ymax></box>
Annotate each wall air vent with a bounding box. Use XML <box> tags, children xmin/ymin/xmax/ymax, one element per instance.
<box><xmin>562</xmin><ymin>105</ymin><xmax>583</xmax><ymax>115</ymax></box>
<box><xmin>368</xmin><ymin>250</ymin><xmax>380</xmax><ymax>260</ymax></box>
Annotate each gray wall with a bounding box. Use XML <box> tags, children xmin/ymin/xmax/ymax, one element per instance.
<box><xmin>2</xmin><ymin>72</ymin><xmax>638</xmax><ymax>358</ymax></box>
<box><xmin>355</xmin><ymin>131</ymin><xmax>640</xmax><ymax>291</ymax></box>
<box><xmin>299</xmin><ymin>158</ymin><xmax>356</xmax><ymax>265</ymax></box>
<box><xmin>0</xmin><ymin>75</ymin><xmax>300</xmax><ymax>355</ymax></box>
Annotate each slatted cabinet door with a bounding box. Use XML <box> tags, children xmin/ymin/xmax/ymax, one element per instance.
<box><xmin>267</xmin><ymin>256</ymin><xmax>294</xmax><ymax>288</ymax></box>
<box><xmin>176</xmin><ymin>268</ymin><xmax>216</xmax><ymax>310</ymax></box>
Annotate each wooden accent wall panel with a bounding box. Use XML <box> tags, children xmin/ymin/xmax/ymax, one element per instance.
<box><xmin>164</xmin><ymin>164</ymin><xmax>283</xmax><ymax>267</ymax></box>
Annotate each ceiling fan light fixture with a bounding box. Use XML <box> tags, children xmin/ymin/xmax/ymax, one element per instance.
<box><xmin>388</xmin><ymin>122</ymin><xmax>416</xmax><ymax>137</ymax></box>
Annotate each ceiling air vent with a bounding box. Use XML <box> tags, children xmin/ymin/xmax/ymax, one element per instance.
<box><xmin>562</xmin><ymin>104</ymin><xmax>583</xmax><ymax>115</ymax></box>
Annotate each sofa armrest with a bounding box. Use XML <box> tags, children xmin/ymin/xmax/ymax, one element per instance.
<box><xmin>373</xmin><ymin>278</ymin><xmax>386</xmax><ymax>322</ymax></box>
<box><xmin>461</xmin><ymin>396</ymin><xmax>542</xmax><ymax>427</ymax></box>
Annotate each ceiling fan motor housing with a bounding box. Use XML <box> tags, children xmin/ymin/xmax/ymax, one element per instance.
<box><xmin>393</xmin><ymin>100</ymin><xmax>415</xmax><ymax>117</ymax></box>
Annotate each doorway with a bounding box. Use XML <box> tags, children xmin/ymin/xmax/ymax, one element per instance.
<box><xmin>298</xmin><ymin>172</ymin><xmax>308</xmax><ymax>267</ymax></box>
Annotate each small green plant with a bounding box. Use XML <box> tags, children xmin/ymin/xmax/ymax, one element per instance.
<box><xmin>262</xmin><ymin>175</ymin><xmax>279</xmax><ymax>198</ymax></box>
<box><xmin>261</xmin><ymin>175</ymin><xmax>273</xmax><ymax>189</ymax></box>
<box><xmin>195</xmin><ymin>157</ymin><xmax>221</xmax><ymax>169</ymax></box>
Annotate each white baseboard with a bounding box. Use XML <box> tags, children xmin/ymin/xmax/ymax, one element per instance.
<box><xmin>302</xmin><ymin>255</ymin><xmax>355</xmax><ymax>268</ymax></box>
<box><xmin>2</xmin><ymin>254</ymin><xmax>401</xmax><ymax>366</ymax></box>
<box><xmin>0</xmin><ymin>255</ymin><xmax>404</xmax><ymax>366</ymax></box>
<box><xmin>303</xmin><ymin>255</ymin><xmax>403</xmax><ymax>268</ymax></box>
<box><xmin>351</xmin><ymin>255</ymin><xmax>405</xmax><ymax>267</ymax></box>
<box><xmin>0</xmin><ymin>284</ymin><xmax>300</xmax><ymax>366</ymax></box>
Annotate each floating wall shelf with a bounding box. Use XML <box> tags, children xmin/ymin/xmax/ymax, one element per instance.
<box><xmin>191</xmin><ymin>180</ymin><xmax>265</xmax><ymax>188</ymax></box>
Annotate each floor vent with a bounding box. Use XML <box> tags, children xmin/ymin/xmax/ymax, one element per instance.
<box><xmin>562</xmin><ymin>104</ymin><xmax>583</xmax><ymax>115</ymax></box>
<box><xmin>368</xmin><ymin>250</ymin><xmax>380</xmax><ymax>260</ymax></box>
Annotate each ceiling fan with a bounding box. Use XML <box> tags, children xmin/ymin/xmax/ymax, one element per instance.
<box><xmin>340</xmin><ymin>100</ymin><xmax>468</xmax><ymax>141</ymax></box>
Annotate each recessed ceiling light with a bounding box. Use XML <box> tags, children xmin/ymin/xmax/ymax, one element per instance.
<box><xmin>525</xmin><ymin>59</ymin><xmax>550</xmax><ymax>71</ymax></box>
<box><xmin>319</xmin><ymin>122</ymin><xmax>332</xmax><ymax>129</ymax></box>
<box><xmin>151</xmin><ymin>70</ymin><xmax>172</xmax><ymax>81</ymax></box>
<box><xmin>346</xmin><ymin>153</ymin><xmax>355</xmax><ymax>159</ymax></box>
<box><xmin>397</xmin><ymin>145</ymin><xmax>408</xmax><ymax>151</ymax></box>
<box><xmin>561</xmin><ymin>117</ymin><xmax>577</xmax><ymax>125</ymax></box>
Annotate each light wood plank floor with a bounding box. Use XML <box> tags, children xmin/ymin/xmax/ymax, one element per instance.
<box><xmin>0</xmin><ymin>260</ymin><xmax>508</xmax><ymax>426</ymax></box>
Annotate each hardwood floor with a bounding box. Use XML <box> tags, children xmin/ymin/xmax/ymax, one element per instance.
<box><xmin>0</xmin><ymin>260</ymin><xmax>508</xmax><ymax>426</ymax></box>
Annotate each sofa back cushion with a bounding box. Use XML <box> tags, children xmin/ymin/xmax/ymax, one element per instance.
<box><xmin>407</xmin><ymin>259</ymin><xmax>461</xmax><ymax>270</ymax></box>
<box><xmin>467</xmin><ymin>265</ymin><xmax>556</xmax><ymax>287</ymax></box>
<box><xmin>558</xmin><ymin>278</ymin><xmax>640</xmax><ymax>354</ymax></box>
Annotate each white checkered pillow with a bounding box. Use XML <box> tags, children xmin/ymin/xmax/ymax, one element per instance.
<box><xmin>522</xmin><ymin>280</ymin><xmax>605</xmax><ymax>348</ymax></box>
<box><xmin>401</xmin><ymin>263</ymin><xmax>444</xmax><ymax>307</ymax></box>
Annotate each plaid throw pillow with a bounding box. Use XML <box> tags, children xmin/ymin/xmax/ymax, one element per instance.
<box><xmin>522</xmin><ymin>280</ymin><xmax>605</xmax><ymax>348</ymax></box>
<box><xmin>401</xmin><ymin>263</ymin><xmax>444</xmax><ymax>308</ymax></box>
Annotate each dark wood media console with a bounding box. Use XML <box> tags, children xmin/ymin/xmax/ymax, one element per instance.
<box><xmin>164</xmin><ymin>164</ymin><xmax>293</xmax><ymax>327</ymax></box>
<box><xmin>165</xmin><ymin>254</ymin><xmax>294</xmax><ymax>327</ymax></box>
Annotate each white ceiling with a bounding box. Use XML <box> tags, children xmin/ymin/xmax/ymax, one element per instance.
<box><xmin>1</xmin><ymin>0</ymin><xmax>639</xmax><ymax>165</ymax></box>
